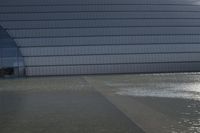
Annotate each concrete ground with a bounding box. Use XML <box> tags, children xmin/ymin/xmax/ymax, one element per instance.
<box><xmin>0</xmin><ymin>73</ymin><xmax>200</xmax><ymax>133</ymax></box>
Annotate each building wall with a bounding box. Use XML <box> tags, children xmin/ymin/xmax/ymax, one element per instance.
<box><xmin>1</xmin><ymin>0</ymin><xmax>200</xmax><ymax>76</ymax></box>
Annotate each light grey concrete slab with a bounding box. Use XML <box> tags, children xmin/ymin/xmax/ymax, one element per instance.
<box><xmin>0</xmin><ymin>73</ymin><xmax>200</xmax><ymax>133</ymax></box>
<box><xmin>0</xmin><ymin>76</ymin><xmax>144</xmax><ymax>133</ymax></box>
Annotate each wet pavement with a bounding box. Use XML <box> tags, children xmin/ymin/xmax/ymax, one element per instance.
<box><xmin>85</xmin><ymin>73</ymin><xmax>200</xmax><ymax>133</ymax></box>
<box><xmin>0</xmin><ymin>77</ymin><xmax>144</xmax><ymax>133</ymax></box>
<box><xmin>1</xmin><ymin>73</ymin><xmax>200</xmax><ymax>133</ymax></box>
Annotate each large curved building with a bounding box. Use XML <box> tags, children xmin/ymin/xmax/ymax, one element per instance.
<box><xmin>1</xmin><ymin>0</ymin><xmax>200</xmax><ymax>76</ymax></box>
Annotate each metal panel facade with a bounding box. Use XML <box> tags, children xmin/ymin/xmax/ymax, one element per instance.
<box><xmin>1</xmin><ymin>0</ymin><xmax>200</xmax><ymax>76</ymax></box>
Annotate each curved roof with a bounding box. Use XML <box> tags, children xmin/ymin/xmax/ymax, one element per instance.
<box><xmin>1</xmin><ymin>0</ymin><xmax>200</xmax><ymax>76</ymax></box>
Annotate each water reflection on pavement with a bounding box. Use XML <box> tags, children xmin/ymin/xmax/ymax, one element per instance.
<box><xmin>1</xmin><ymin>73</ymin><xmax>200</xmax><ymax>133</ymax></box>
<box><xmin>98</xmin><ymin>73</ymin><xmax>200</xmax><ymax>133</ymax></box>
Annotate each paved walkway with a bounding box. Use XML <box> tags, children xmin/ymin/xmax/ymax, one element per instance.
<box><xmin>0</xmin><ymin>73</ymin><xmax>200</xmax><ymax>133</ymax></box>
<box><xmin>0</xmin><ymin>77</ymin><xmax>144</xmax><ymax>133</ymax></box>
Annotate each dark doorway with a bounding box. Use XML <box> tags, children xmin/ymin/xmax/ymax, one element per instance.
<box><xmin>0</xmin><ymin>68</ymin><xmax>14</xmax><ymax>77</ymax></box>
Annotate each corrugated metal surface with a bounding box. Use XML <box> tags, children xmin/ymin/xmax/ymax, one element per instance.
<box><xmin>1</xmin><ymin>0</ymin><xmax>200</xmax><ymax>76</ymax></box>
<box><xmin>0</xmin><ymin>0</ymin><xmax>199</xmax><ymax>5</ymax></box>
<box><xmin>14</xmin><ymin>36</ymin><xmax>200</xmax><ymax>47</ymax></box>
<box><xmin>26</xmin><ymin>63</ymin><xmax>200</xmax><ymax>76</ymax></box>
<box><xmin>2</xmin><ymin>19</ymin><xmax>200</xmax><ymax>29</ymax></box>
<box><xmin>20</xmin><ymin>44</ymin><xmax>200</xmax><ymax>56</ymax></box>
<box><xmin>24</xmin><ymin>53</ymin><xmax>200</xmax><ymax>66</ymax></box>
<box><xmin>7</xmin><ymin>27</ymin><xmax>200</xmax><ymax>38</ymax></box>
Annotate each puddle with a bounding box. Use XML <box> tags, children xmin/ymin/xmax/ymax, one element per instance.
<box><xmin>116</xmin><ymin>82</ymin><xmax>200</xmax><ymax>101</ymax></box>
<box><xmin>114</xmin><ymin>80</ymin><xmax>200</xmax><ymax>133</ymax></box>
